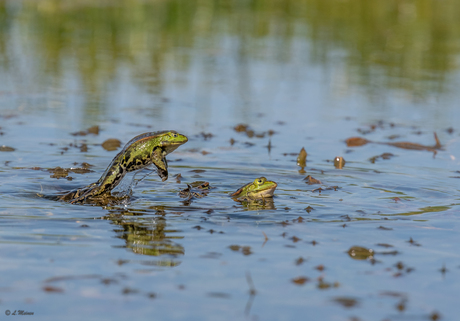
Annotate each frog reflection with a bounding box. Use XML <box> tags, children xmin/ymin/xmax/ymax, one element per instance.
<box><xmin>104</xmin><ymin>208</ymin><xmax>184</xmax><ymax>265</ymax></box>
<box><xmin>237</xmin><ymin>197</ymin><xmax>276</xmax><ymax>210</ymax></box>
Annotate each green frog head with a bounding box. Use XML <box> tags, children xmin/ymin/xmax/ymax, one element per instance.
<box><xmin>159</xmin><ymin>131</ymin><xmax>189</xmax><ymax>153</ymax></box>
<box><xmin>125</xmin><ymin>130</ymin><xmax>188</xmax><ymax>154</ymax></box>
<box><xmin>230</xmin><ymin>177</ymin><xmax>278</xmax><ymax>199</ymax></box>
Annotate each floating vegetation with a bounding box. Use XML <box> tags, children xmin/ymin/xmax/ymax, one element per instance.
<box><xmin>369</xmin><ymin>153</ymin><xmax>396</xmax><ymax>163</ymax></box>
<box><xmin>347</xmin><ymin>246</ymin><xmax>374</xmax><ymax>260</ymax></box>
<box><xmin>346</xmin><ymin>133</ymin><xmax>443</xmax><ymax>156</ymax></box>
<box><xmin>101</xmin><ymin>138</ymin><xmax>122</xmax><ymax>151</ymax></box>
<box><xmin>0</xmin><ymin>145</ymin><xmax>15</xmax><ymax>152</ymax></box>
<box><xmin>297</xmin><ymin>147</ymin><xmax>307</xmax><ymax>173</ymax></box>
<box><xmin>291</xmin><ymin>276</ymin><xmax>309</xmax><ymax>285</ymax></box>
<box><xmin>71</xmin><ymin>125</ymin><xmax>100</xmax><ymax>136</ymax></box>
<box><xmin>304</xmin><ymin>175</ymin><xmax>321</xmax><ymax>185</ymax></box>
<box><xmin>333</xmin><ymin>157</ymin><xmax>346</xmax><ymax>169</ymax></box>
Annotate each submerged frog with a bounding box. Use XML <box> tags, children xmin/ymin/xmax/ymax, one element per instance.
<box><xmin>61</xmin><ymin>130</ymin><xmax>188</xmax><ymax>204</ymax></box>
<box><xmin>230</xmin><ymin>177</ymin><xmax>277</xmax><ymax>200</ymax></box>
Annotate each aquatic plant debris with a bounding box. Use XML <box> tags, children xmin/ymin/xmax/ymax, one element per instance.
<box><xmin>304</xmin><ymin>175</ymin><xmax>321</xmax><ymax>185</ymax></box>
<box><xmin>346</xmin><ymin>132</ymin><xmax>442</xmax><ymax>155</ymax></box>
<box><xmin>0</xmin><ymin>145</ymin><xmax>15</xmax><ymax>151</ymax></box>
<box><xmin>101</xmin><ymin>138</ymin><xmax>122</xmax><ymax>151</ymax></box>
<box><xmin>297</xmin><ymin>147</ymin><xmax>307</xmax><ymax>173</ymax></box>
<box><xmin>71</xmin><ymin>125</ymin><xmax>100</xmax><ymax>136</ymax></box>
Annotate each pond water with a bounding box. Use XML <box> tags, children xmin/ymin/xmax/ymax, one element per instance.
<box><xmin>0</xmin><ymin>1</ymin><xmax>460</xmax><ymax>320</ymax></box>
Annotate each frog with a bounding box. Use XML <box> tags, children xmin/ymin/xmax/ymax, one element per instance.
<box><xmin>230</xmin><ymin>177</ymin><xmax>277</xmax><ymax>200</ymax></box>
<box><xmin>62</xmin><ymin>130</ymin><xmax>188</xmax><ymax>204</ymax></box>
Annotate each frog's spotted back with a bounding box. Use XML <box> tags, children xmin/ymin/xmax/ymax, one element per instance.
<box><xmin>230</xmin><ymin>182</ymin><xmax>252</xmax><ymax>198</ymax></box>
<box><xmin>125</xmin><ymin>130</ymin><xmax>175</xmax><ymax>147</ymax></box>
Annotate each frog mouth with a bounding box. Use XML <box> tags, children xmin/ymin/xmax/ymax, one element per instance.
<box><xmin>256</xmin><ymin>183</ymin><xmax>278</xmax><ymax>197</ymax></box>
<box><xmin>162</xmin><ymin>139</ymin><xmax>187</xmax><ymax>153</ymax></box>
<box><xmin>163</xmin><ymin>139</ymin><xmax>188</xmax><ymax>147</ymax></box>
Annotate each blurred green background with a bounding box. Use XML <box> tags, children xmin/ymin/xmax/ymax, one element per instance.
<box><xmin>1</xmin><ymin>0</ymin><xmax>459</xmax><ymax>97</ymax></box>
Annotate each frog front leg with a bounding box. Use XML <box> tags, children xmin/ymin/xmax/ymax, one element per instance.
<box><xmin>151</xmin><ymin>146</ymin><xmax>168</xmax><ymax>181</ymax></box>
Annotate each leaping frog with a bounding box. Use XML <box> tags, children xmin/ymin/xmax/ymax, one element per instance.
<box><xmin>61</xmin><ymin>130</ymin><xmax>188</xmax><ymax>204</ymax></box>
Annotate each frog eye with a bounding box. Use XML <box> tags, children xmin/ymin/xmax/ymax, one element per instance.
<box><xmin>256</xmin><ymin>178</ymin><xmax>264</xmax><ymax>185</ymax></box>
<box><xmin>172</xmin><ymin>133</ymin><xmax>178</xmax><ymax>138</ymax></box>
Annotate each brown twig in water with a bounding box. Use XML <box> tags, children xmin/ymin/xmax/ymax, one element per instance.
<box><xmin>262</xmin><ymin>231</ymin><xmax>269</xmax><ymax>248</ymax></box>
<box><xmin>244</xmin><ymin>271</ymin><xmax>257</xmax><ymax>315</ymax></box>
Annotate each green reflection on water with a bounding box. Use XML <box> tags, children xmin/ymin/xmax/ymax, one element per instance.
<box><xmin>106</xmin><ymin>209</ymin><xmax>184</xmax><ymax>260</ymax></box>
<box><xmin>0</xmin><ymin>0</ymin><xmax>459</xmax><ymax>99</ymax></box>
<box><xmin>305</xmin><ymin>0</ymin><xmax>460</xmax><ymax>93</ymax></box>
